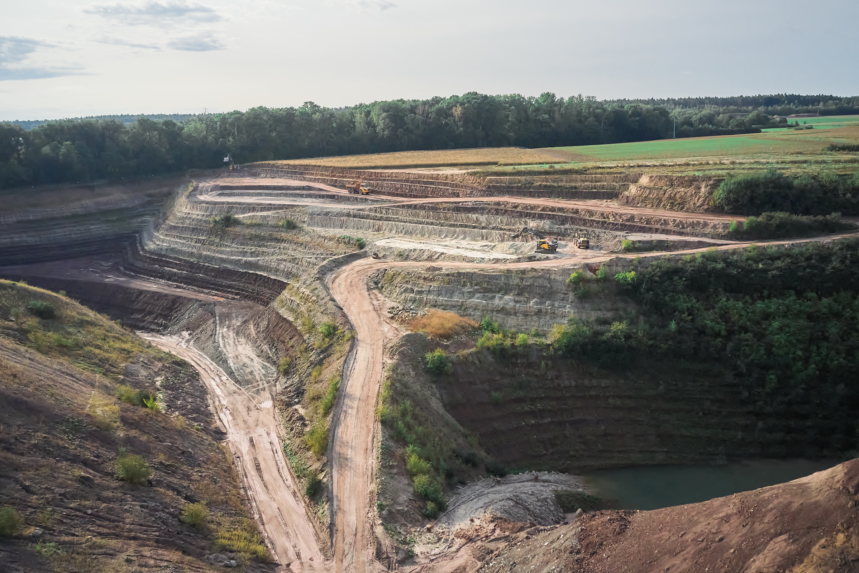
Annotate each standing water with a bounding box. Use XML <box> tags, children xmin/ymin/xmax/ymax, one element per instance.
<box><xmin>585</xmin><ymin>459</ymin><xmax>837</xmax><ymax>511</ymax></box>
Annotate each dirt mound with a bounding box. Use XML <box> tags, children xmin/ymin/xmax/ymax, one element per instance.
<box><xmin>619</xmin><ymin>174</ymin><xmax>720</xmax><ymax>213</ymax></box>
<box><xmin>477</xmin><ymin>457</ymin><xmax>859</xmax><ymax>573</ymax></box>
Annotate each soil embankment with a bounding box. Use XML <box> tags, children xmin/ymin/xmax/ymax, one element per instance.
<box><xmin>476</xmin><ymin>458</ymin><xmax>859</xmax><ymax>573</ymax></box>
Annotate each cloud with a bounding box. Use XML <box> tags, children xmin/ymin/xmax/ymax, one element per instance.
<box><xmin>85</xmin><ymin>1</ymin><xmax>222</xmax><ymax>25</ymax></box>
<box><xmin>354</xmin><ymin>0</ymin><xmax>396</xmax><ymax>9</ymax></box>
<box><xmin>0</xmin><ymin>37</ymin><xmax>84</xmax><ymax>82</ymax></box>
<box><xmin>0</xmin><ymin>67</ymin><xmax>85</xmax><ymax>82</ymax></box>
<box><xmin>0</xmin><ymin>36</ymin><xmax>52</xmax><ymax>66</ymax></box>
<box><xmin>96</xmin><ymin>37</ymin><xmax>161</xmax><ymax>50</ymax></box>
<box><xmin>167</xmin><ymin>32</ymin><xmax>224</xmax><ymax>51</ymax></box>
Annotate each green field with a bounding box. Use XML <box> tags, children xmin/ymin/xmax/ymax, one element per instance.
<box><xmin>762</xmin><ymin>115</ymin><xmax>859</xmax><ymax>132</ymax></box>
<box><xmin>532</xmin><ymin>125</ymin><xmax>859</xmax><ymax>165</ymax></box>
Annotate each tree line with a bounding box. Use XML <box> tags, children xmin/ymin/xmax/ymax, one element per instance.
<box><xmin>607</xmin><ymin>94</ymin><xmax>859</xmax><ymax>117</ymax></box>
<box><xmin>0</xmin><ymin>92</ymin><xmax>784</xmax><ymax>189</ymax></box>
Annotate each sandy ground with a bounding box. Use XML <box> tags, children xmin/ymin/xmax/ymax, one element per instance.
<box><xmin>141</xmin><ymin>333</ymin><xmax>325</xmax><ymax>573</ymax></box>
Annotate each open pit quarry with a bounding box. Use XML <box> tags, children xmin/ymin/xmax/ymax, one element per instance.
<box><xmin>1</xmin><ymin>165</ymin><xmax>857</xmax><ymax>573</ymax></box>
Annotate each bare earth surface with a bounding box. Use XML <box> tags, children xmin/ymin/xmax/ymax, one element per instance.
<box><xmin>141</xmin><ymin>334</ymin><xmax>325</xmax><ymax>572</ymax></box>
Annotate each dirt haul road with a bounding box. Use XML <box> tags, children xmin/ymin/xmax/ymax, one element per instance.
<box><xmin>325</xmin><ymin>231</ymin><xmax>859</xmax><ymax>573</ymax></box>
<box><xmin>141</xmin><ymin>333</ymin><xmax>325</xmax><ymax>573</ymax></box>
<box><xmin>198</xmin><ymin>179</ymin><xmax>740</xmax><ymax>223</ymax></box>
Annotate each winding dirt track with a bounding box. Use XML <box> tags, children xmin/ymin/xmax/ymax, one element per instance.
<box><xmin>324</xmin><ymin>231</ymin><xmax>859</xmax><ymax>573</ymax></box>
<box><xmin>140</xmin><ymin>334</ymin><xmax>325</xmax><ymax>573</ymax></box>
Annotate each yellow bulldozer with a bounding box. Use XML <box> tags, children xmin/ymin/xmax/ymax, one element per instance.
<box><xmin>346</xmin><ymin>181</ymin><xmax>371</xmax><ymax>195</ymax></box>
<box><xmin>575</xmin><ymin>231</ymin><xmax>590</xmax><ymax>250</ymax></box>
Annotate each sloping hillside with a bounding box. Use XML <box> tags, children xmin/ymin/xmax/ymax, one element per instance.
<box><xmin>0</xmin><ymin>280</ymin><xmax>274</xmax><ymax>572</ymax></box>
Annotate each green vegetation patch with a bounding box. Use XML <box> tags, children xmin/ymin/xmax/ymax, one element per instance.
<box><xmin>713</xmin><ymin>168</ymin><xmax>859</xmax><ymax>216</ymax></box>
<box><xmin>728</xmin><ymin>212</ymin><xmax>853</xmax><ymax>240</ymax></box>
<box><xmin>0</xmin><ymin>280</ymin><xmax>161</xmax><ymax>379</ymax></box>
<box><xmin>552</xmin><ymin>239</ymin><xmax>859</xmax><ymax>453</ymax></box>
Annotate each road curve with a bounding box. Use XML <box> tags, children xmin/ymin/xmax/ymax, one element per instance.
<box><xmin>141</xmin><ymin>334</ymin><xmax>326</xmax><ymax>573</ymax></box>
<box><xmin>325</xmin><ymin>230</ymin><xmax>859</xmax><ymax>572</ymax></box>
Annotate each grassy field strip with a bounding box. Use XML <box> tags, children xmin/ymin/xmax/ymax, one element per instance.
<box><xmin>535</xmin><ymin>125</ymin><xmax>859</xmax><ymax>165</ymax></box>
<box><xmin>270</xmin><ymin>147</ymin><xmax>565</xmax><ymax>169</ymax></box>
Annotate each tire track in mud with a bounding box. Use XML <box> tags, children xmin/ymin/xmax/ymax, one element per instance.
<box><xmin>326</xmin><ymin>231</ymin><xmax>859</xmax><ymax>573</ymax></box>
<box><xmin>140</xmin><ymin>334</ymin><xmax>325</xmax><ymax>573</ymax></box>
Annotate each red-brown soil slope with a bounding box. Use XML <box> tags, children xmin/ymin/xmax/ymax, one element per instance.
<box><xmin>476</xmin><ymin>458</ymin><xmax>859</xmax><ymax>573</ymax></box>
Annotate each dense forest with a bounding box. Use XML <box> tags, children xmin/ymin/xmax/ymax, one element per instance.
<box><xmin>555</xmin><ymin>239</ymin><xmax>859</xmax><ymax>454</ymax></box>
<box><xmin>0</xmin><ymin>92</ymin><xmax>787</xmax><ymax>189</ymax></box>
<box><xmin>607</xmin><ymin>94</ymin><xmax>859</xmax><ymax>117</ymax></box>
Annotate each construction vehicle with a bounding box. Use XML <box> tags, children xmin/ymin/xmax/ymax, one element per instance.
<box><xmin>346</xmin><ymin>181</ymin><xmax>371</xmax><ymax>195</ymax></box>
<box><xmin>512</xmin><ymin>227</ymin><xmax>545</xmax><ymax>240</ymax></box>
<box><xmin>575</xmin><ymin>232</ymin><xmax>590</xmax><ymax>250</ymax></box>
<box><xmin>535</xmin><ymin>238</ymin><xmax>559</xmax><ymax>254</ymax></box>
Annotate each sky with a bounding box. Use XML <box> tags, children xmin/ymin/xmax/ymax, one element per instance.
<box><xmin>1</xmin><ymin>0</ymin><xmax>858</xmax><ymax>121</ymax></box>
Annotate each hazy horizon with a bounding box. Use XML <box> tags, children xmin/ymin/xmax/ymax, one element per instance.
<box><xmin>3</xmin><ymin>0</ymin><xmax>858</xmax><ymax>122</ymax></box>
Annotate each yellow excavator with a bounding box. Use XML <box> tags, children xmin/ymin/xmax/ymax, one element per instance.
<box><xmin>535</xmin><ymin>238</ymin><xmax>559</xmax><ymax>254</ymax></box>
<box><xmin>346</xmin><ymin>181</ymin><xmax>371</xmax><ymax>195</ymax></box>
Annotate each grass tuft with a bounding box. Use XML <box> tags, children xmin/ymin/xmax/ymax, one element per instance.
<box><xmin>180</xmin><ymin>502</ymin><xmax>209</xmax><ymax>528</ymax></box>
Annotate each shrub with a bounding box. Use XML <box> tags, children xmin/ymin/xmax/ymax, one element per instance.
<box><xmin>729</xmin><ymin>212</ymin><xmax>851</xmax><ymax>240</ymax></box>
<box><xmin>311</xmin><ymin>366</ymin><xmax>322</xmax><ymax>382</ymax></box>
<box><xmin>304</xmin><ymin>475</ymin><xmax>324</xmax><ymax>498</ymax></box>
<box><xmin>115</xmin><ymin>450</ymin><xmax>152</xmax><ymax>484</ymax></box>
<box><xmin>142</xmin><ymin>394</ymin><xmax>160</xmax><ymax>412</ymax></box>
<box><xmin>480</xmin><ymin>316</ymin><xmax>501</xmax><ymax>333</ymax></box>
<box><xmin>27</xmin><ymin>300</ymin><xmax>56</xmax><ymax>319</ymax></box>
<box><xmin>305</xmin><ymin>424</ymin><xmax>329</xmax><ymax>456</ymax></box>
<box><xmin>413</xmin><ymin>474</ymin><xmax>444</xmax><ymax>504</ymax></box>
<box><xmin>424</xmin><ymin>348</ymin><xmax>452</xmax><ymax>376</ymax></box>
<box><xmin>423</xmin><ymin>501</ymin><xmax>440</xmax><ymax>518</ymax></box>
<box><xmin>319</xmin><ymin>322</ymin><xmax>337</xmax><ymax>338</ymax></box>
<box><xmin>210</xmin><ymin>213</ymin><xmax>239</xmax><ymax>228</ymax></box>
<box><xmin>406</xmin><ymin>446</ymin><xmax>432</xmax><ymax>475</ymax></box>
<box><xmin>339</xmin><ymin>235</ymin><xmax>366</xmax><ymax>250</ymax></box>
<box><xmin>410</xmin><ymin>310</ymin><xmax>477</xmax><ymax>339</ymax></box>
<box><xmin>567</xmin><ymin>270</ymin><xmax>584</xmax><ymax>284</ymax></box>
<box><xmin>596</xmin><ymin>265</ymin><xmax>608</xmax><ymax>281</ymax></box>
<box><xmin>515</xmin><ymin>333</ymin><xmax>529</xmax><ymax>347</ymax></box>
<box><xmin>621</xmin><ymin>239</ymin><xmax>633</xmax><ymax>251</ymax></box>
<box><xmin>476</xmin><ymin>332</ymin><xmax>511</xmax><ymax>357</ymax></box>
<box><xmin>280</xmin><ymin>218</ymin><xmax>300</xmax><ymax>230</ymax></box>
<box><xmin>181</xmin><ymin>502</ymin><xmax>209</xmax><ymax>528</ymax></box>
<box><xmin>278</xmin><ymin>356</ymin><xmax>291</xmax><ymax>375</ymax></box>
<box><xmin>282</xmin><ymin>441</ymin><xmax>308</xmax><ymax>479</ymax></box>
<box><xmin>319</xmin><ymin>377</ymin><xmax>340</xmax><ymax>416</ymax></box>
<box><xmin>614</xmin><ymin>271</ymin><xmax>636</xmax><ymax>285</ymax></box>
<box><xmin>0</xmin><ymin>506</ymin><xmax>24</xmax><ymax>537</ymax></box>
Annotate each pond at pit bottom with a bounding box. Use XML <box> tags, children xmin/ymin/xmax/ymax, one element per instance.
<box><xmin>584</xmin><ymin>459</ymin><xmax>838</xmax><ymax>511</ymax></box>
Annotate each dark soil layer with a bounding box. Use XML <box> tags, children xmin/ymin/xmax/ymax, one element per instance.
<box><xmin>438</xmin><ymin>350</ymin><xmax>800</xmax><ymax>472</ymax></box>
